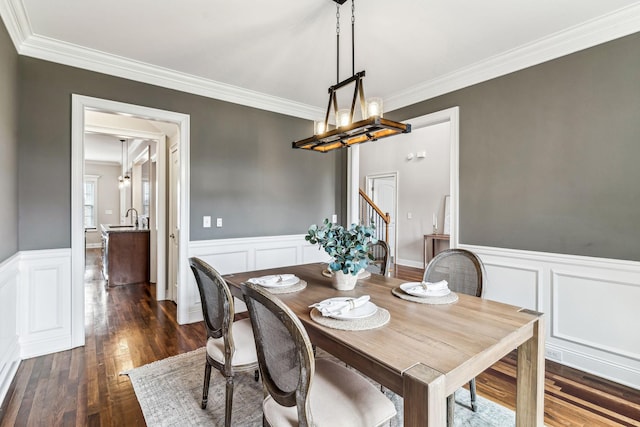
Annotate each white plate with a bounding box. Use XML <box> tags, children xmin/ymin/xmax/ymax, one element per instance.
<box><xmin>251</xmin><ymin>275</ymin><xmax>300</xmax><ymax>288</ymax></box>
<box><xmin>400</xmin><ymin>282</ymin><xmax>451</xmax><ymax>298</ymax></box>
<box><xmin>319</xmin><ymin>297</ymin><xmax>378</xmax><ymax>320</ymax></box>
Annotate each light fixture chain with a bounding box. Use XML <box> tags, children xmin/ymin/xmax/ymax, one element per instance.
<box><xmin>336</xmin><ymin>3</ymin><xmax>341</xmax><ymax>84</ymax></box>
<box><xmin>351</xmin><ymin>0</ymin><xmax>355</xmax><ymax>75</ymax></box>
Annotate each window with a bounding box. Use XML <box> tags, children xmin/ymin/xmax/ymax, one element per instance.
<box><xmin>84</xmin><ymin>175</ymin><xmax>100</xmax><ymax>229</ymax></box>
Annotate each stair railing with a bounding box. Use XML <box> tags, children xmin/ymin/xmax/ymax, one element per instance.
<box><xmin>358</xmin><ymin>189</ymin><xmax>390</xmax><ymax>244</ymax></box>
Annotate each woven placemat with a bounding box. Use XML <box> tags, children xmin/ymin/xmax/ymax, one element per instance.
<box><xmin>310</xmin><ymin>307</ymin><xmax>390</xmax><ymax>331</ymax></box>
<box><xmin>391</xmin><ymin>287</ymin><xmax>459</xmax><ymax>305</ymax></box>
<box><xmin>264</xmin><ymin>280</ymin><xmax>307</xmax><ymax>294</ymax></box>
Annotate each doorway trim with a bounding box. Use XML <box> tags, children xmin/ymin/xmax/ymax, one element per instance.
<box><xmin>349</xmin><ymin>106</ymin><xmax>459</xmax><ymax>252</ymax></box>
<box><xmin>71</xmin><ymin>95</ymin><xmax>191</xmax><ymax>347</ymax></box>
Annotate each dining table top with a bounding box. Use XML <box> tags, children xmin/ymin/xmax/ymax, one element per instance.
<box><xmin>223</xmin><ymin>263</ymin><xmax>541</xmax><ymax>397</ymax></box>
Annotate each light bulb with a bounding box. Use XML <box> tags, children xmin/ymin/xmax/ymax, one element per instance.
<box><xmin>336</xmin><ymin>109</ymin><xmax>351</xmax><ymax>127</ymax></box>
<box><xmin>366</xmin><ymin>97</ymin><xmax>383</xmax><ymax>118</ymax></box>
<box><xmin>314</xmin><ymin>120</ymin><xmax>326</xmax><ymax>135</ymax></box>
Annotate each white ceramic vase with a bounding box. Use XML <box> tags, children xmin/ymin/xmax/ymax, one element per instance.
<box><xmin>331</xmin><ymin>270</ymin><xmax>358</xmax><ymax>291</ymax></box>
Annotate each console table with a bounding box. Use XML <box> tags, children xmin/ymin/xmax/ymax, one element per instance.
<box><xmin>423</xmin><ymin>234</ymin><xmax>450</xmax><ymax>268</ymax></box>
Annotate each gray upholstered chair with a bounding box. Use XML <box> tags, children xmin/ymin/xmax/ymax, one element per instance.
<box><xmin>423</xmin><ymin>248</ymin><xmax>485</xmax><ymax>424</ymax></box>
<box><xmin>366</xmin><ymin>240</ymin><xmax>390</xmax><ymax>276</ymax></box>
<box><xmin>189</xmin><ymin>257</ymin><xmax>259</xmax><ymax>427</ymax></box>
<box><xmin>241</xmin><ymin>282</ymin><xmax>397</xmax><ymax>427</ymax></box>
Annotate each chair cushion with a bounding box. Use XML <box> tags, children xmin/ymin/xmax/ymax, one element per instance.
<box><xmin>263</xmin><ymin>358</ymin><xmax>396</xmax><ymax>426</ymax></box>
<box><xmin>206</xmin><ymin>318</ymin><xmax>258</xmax><ymax>367</ymax></box>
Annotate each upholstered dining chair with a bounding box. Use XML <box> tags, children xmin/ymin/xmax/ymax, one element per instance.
<box><xmin>366</xmin><ymin>240</ymin><xmax>390</xmax><ymax>276</ymax></box>
<box><xmin>241</xmin><ymin>282</ymin><xmax>397</xmax><ymax>427</ymax></box>
<box><xmin>422</xmin><ymin>248</ymin><xmax>485</xmax><ymax>424</ymax></box>
<box><xmin>188</xmin><ymin>257</ymin><xmax>259</xmax><ymax>427</ymax></box>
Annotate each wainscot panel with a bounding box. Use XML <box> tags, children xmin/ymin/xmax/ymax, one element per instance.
<box><xmin>187</xmin><ymin>235</ymin><xmax>330</xmax><ymax>324</ymax></box>
<box><xmin>462</xmin><ymin>244</ymin><xmax>640</xmax><ymax>390</ymax></box>
<box><xmin>19</xmin><ymin>249</ymin><xmax>72</xmax><ymax>358</ymax></box>
<box><xmin>0</xmin><ymin>253</ymin><xmax>20</xmax><ymax>405</ymax></box>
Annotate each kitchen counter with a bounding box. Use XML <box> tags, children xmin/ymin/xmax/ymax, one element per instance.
<box><xmin>100</xmin><ymin>224</ymin><xmax>150</xmax><ymax>233</ymax></box>
<box><xmin>101</xmin><ymin>224</ymin><xmax>150</xmax><ymax>286</ymax></box>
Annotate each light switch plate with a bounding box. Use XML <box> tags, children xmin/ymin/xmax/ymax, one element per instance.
<box><xmin>331</xmin><ymin>214</ymin><xmax>338</xmax><ymax>223</ymax></box>
<box><xmin>216</xmin><ymin>218</ymin><xmax>223</xmax><ymax>228</ymax></box>
<box><xmin>203</xmin><ymin>216</ymin><xmax>211</xmax><ymax>228</ymax></box>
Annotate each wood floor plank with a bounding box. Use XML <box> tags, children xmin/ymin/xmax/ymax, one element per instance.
<box><xmin>1</xmin><ymin>254</ymin><xmax>639</xmax><ymax>426</ymax></box>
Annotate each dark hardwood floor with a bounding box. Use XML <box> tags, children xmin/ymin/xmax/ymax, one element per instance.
<box><xmin>1</xmin><ymin>254</ymin><xmax>638</xmax><ymax>425</ymax></box>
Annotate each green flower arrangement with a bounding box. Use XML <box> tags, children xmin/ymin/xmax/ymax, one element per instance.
<box><xmin>305</xmin><ymin>219</ymin><xmax>377</xmax><ymax>276</ymax></box>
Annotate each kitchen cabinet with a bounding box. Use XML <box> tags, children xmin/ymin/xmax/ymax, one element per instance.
<box><xmin>101</xmin><ymin>225</ymin><xmax>150</xmax><ymax>286</ymax></box>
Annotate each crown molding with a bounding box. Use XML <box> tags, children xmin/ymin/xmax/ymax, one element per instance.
<box><xmin>0</xmin><ymin>0</ymin><xmax>30</xmax><ymax>46</ymax></box>
<box><xmin>385</xmin><ymin>3</ymin><xmax>640</xmax><ymax>112</ymax></box>
<box><xmin>16</xmin><ymin>33</ymin><xmax>324</xmax><ymax>120</ymax></box>
<box><xmin>3</xmin><ymin>0</ymin><xmax>640</xmax><ymax>117</ymax></box>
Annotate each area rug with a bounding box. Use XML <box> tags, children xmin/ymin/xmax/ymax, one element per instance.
<box><xmin>123</xmin><ymin>347</ymin><xmax>516</xmax><ymax>426</ymax></box>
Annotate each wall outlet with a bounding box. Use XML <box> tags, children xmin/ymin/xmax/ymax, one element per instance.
<box><xmin>407</xmin><ymin>212</ymin><xmax>412</xmax><ymax>219</ymax></box>
<box><xmin>203</xmin><ymin>216</ymin><xmax>211</xmax><ymax>228</ymax></box>
<box><xmin>216</xmin><ymin>218</ymin><xmax>223</xmax><ymax>228</ymax></box>
<box><xmin>105</xmin><ymin>209</ymin><xmax>113</xmax><ymax>215</ymax></box>
<box><xmin>331</xmin><ymin>214</ymin><xmax>338</xmax><ymax>223</ymax></box>
<box><xmin>545</xmin><ymin>348</ymin><xmax>563</xmax><ymax>362</ymax></box>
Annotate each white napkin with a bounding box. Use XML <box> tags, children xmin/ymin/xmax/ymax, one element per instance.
<box><xmin>407</xmin><ymin>280</ymin><xmax>450</xmax><ymax>297</ymax></box>
<box><xmin>247</xmin><ymin>274</ymin><xmax>298</xmax><ymax>287</ymax></box>
<box><xmin>309</xmin><ymin>295</ymin><xmax>370</xmax><ymax>317</ymax></box>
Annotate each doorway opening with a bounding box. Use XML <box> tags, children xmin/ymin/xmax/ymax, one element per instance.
<box><xmin>365</xmin><ymin>172</ymin><xmax>398</xmax><ymax>264</ymax></box>
<box><xmin>350</xmin><ymin>106</ymin><xmax>459</xmax><ymax>268</ymax></box>
<box><xmin>71</xmin><ymin>95</ymin><xmax>191</xmax><ymax>348</ymax></box>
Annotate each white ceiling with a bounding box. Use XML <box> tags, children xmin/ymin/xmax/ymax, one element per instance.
<box><xmin>3</xmin><ymin>0</ymin><xmax>640</xmax><ymax>119</ymax></box>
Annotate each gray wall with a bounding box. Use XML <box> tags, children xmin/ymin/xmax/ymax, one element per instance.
<box><xmin>0</xmin><ymin>21</ymin><xmax>18</xmax><ymax>262</ymax></box>
<box><xmin>391</xmin><ymin>31</ymin><xmax>640</xmax><ymax>261</ymax></box>
<box><xmin>17</xmin><ymin>57</ymin><xmax>345</xmax><ymax>250</ymax></box>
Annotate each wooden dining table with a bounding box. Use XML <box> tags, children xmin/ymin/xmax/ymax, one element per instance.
<box><xmin>224</xmin><ymin>263</ymin><xmax>544</xmax><ymax>426</ymax></box>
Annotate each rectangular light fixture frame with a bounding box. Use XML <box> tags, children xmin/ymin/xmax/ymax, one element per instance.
<box><xmin>292</xmin><ymin>71</ymin><xmax>411</xmax><ymax>152</ymax></box>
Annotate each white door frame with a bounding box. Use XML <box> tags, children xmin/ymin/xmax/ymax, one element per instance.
<box><xmin>349</xmin><ymin>106</ymin><xmax>460</xmax><ymax>251</ymax></box>
<box><xmin>71</xmin><ymin>95</ymin><xmax>191</xmax><ymax>347</ymax></box>
<box><xmin>365</xmin><ymin>172</ymin><xmax>399</xmax><ymax>263</ymax></box>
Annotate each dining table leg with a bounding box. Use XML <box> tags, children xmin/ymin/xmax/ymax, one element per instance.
<box><xmin>516</xmin><ymin>314</ymin><xmax>545</xmax><ymax>426</ymax></box>
<box><xmin>403</xmin><ymin>364</ymin><xmax>447</xmax><ymax>426</ymax></box>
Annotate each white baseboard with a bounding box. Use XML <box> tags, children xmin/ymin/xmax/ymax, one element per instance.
<box><xmin>396</xmin><ymin>258</ymin><xmax>424</xmax><ymax>269</ymax></box>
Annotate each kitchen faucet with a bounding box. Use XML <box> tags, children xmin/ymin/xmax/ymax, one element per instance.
<box><xmin>125</xmin><ymin>208</ymin><xmax>139</xmax><ymax>228</ymax></box>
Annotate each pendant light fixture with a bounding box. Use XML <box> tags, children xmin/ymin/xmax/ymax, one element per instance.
<box><xmin>292</xmin><ymin>0</ymin><xmax>411</xmax><ymax>152</ymax></box>
<box><xmin>121</xmin><ymin>139</ymin><xmax>131</xmax><ymax>187</ymax></box>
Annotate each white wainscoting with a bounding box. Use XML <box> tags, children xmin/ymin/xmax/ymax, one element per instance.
<box><xmin>187</xmin><ymin>234</ymin><xmax>330</xmax><ymax>324</ymax></box>
<box><xmin>0</xmin><ymin>253</ymin><xmax>20</xmax><ymax>405</ymax></box>
<box><xmin>462</xmin><ymin>244</ymin><xmax>640</xmax><ymax>390</ymax></box>
<box><xmin>18</xmin><ymin>248</ymin><xmax>73</xmax><ymax>359</ymax></box>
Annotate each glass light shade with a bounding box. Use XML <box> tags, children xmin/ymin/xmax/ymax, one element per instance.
<box><xmin>336</xmin><ymin>109</ymin><xmax>351</xmax><ymax>127</ymax></box>
<box><xmin>314</xmin><ymin>120</ymin><xmax>326</xmax><ymax>135</ymax></box>
<box><xmin>366</xmin><ymin>97</ymin><xmax>383</xmax><ymax>118</ymax></box>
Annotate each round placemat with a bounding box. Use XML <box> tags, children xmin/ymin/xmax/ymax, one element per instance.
<box><xmin>264</xmin><ymin>280</ymin><xmax>307</xmax><ymax>294</ymax></box>
<box><xmin>310</xmin><ymin>307</ymin><xmax>390</xmax><ymax>331</ymax></box>
<box><xmin>391</xmin><ymin>287</ymin><xmax>459</xmax><ymax>305</ymax></box>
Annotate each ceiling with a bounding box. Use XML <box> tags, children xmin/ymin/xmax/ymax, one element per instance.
<box><xmin>3</xmin><ymin>0</ymin><xmax>640</xmax><ymax>119</ymax></box>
